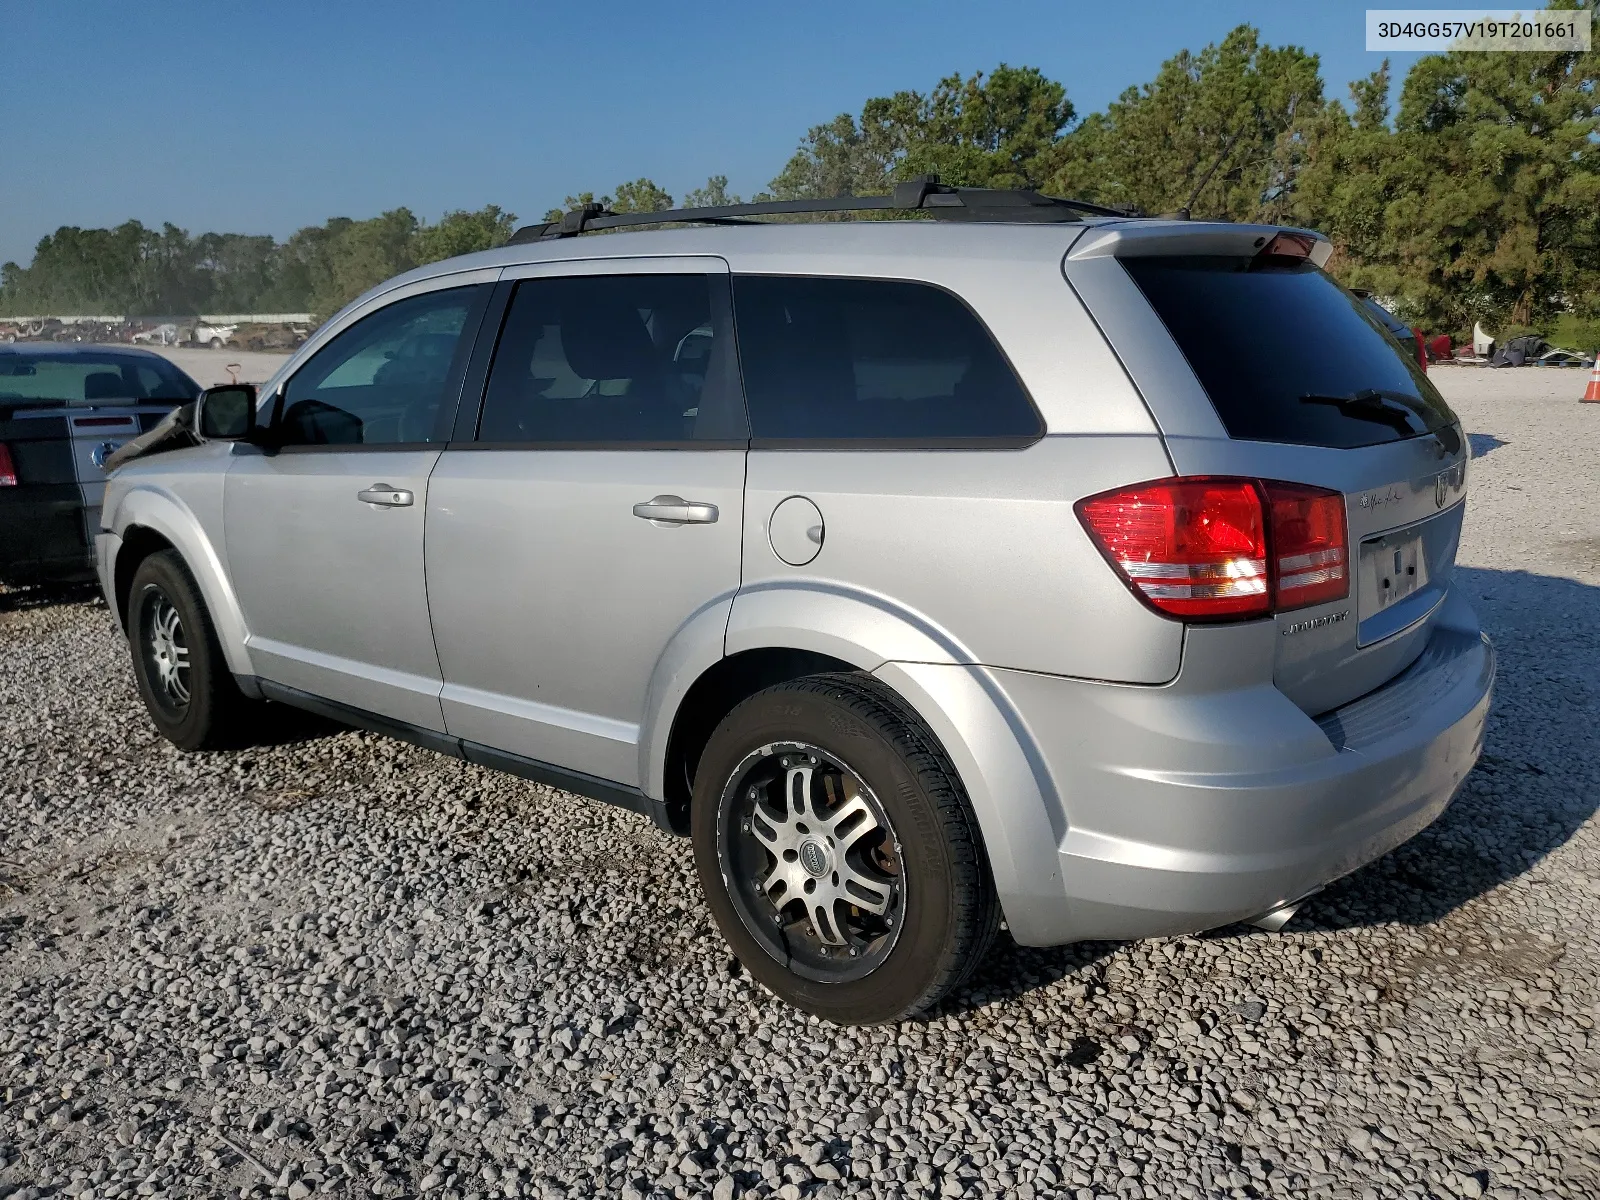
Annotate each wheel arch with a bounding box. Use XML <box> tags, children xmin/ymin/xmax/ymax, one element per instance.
<box><xmin>654</xmin><ymin>645</ymin><xmax>860</xmax><ymax>832</ymax></box>
<box><xmin>111</xmin><ymin>487</ymin><xmax>254</xmax><ymax>677</ymax></box>
<box><xmin>644</xmin><ymin>585</ymin><xmax>1067</xmax><ymax>943</ymax></box>
<box><xmin>113</xmin><ymin>525</ymin><xmax>176</xmax><ymax>629</ymax></box>
<box><xmin>641</xmin><ymin>581</ymin><xmax>963</xmax><ymax>829</ymax></box>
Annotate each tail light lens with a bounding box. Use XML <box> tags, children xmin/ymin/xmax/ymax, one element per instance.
<box><xmin>0</xmin><ymin>443</ymin><xmax>16</xmax><ymax>487</ymax></box>
<box><xmin>1077</xmin><ymin>476</ymin><xmax>1348</xmax><ymax>622</ymax></box>
<box><xmin>1263</xmin><ymin>481</ymin><xmax>1348</xmax><ymax>611</ymax></box>
<box><xmin>1076</xmin><ymin>479</ymin><xmax>1269</xmax><ymax>619</ymax></box>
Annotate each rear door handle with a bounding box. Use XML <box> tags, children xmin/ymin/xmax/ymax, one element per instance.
<box><xmin>358</xmin><ymin>483</ymin><xmax>414</xmax><ymax>507</ymax></box>
<box><xmin>632</xmin><ymin>495</ymin><xmax>719</xmax><ymax>525</ymax></box>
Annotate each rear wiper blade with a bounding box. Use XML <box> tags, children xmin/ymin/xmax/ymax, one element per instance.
<box><xmin>1299</xmin><ymin>388</ymin><xmax>1460</xmax><ymax>454</ymax></box>
<box><xmin>1300</xmin><ymin>389</ymin><xmax>1420</xmax><ymax>433</ymax></box>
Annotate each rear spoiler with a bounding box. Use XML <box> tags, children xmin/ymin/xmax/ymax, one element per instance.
<box><xmin>1066</xmin><ymin>221</ymin><xmax>1334</xmax><ymax>268</ymax></box>
<box><xmin>102</xmin><ymin>402</ymin><xmax>199</xmax><ymax>472</ymax></box>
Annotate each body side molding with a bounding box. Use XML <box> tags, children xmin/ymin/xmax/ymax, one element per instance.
<box><xmin>254</xmin><ymin>678</ymin><xmax>674</xmax><ymax>830</ymax></box>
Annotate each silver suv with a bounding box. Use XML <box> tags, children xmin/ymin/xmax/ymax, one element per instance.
<box><xmin>99</xmin><ymin>187</ymin><xmax>1494</xmax><ymax>1024</ymax></box>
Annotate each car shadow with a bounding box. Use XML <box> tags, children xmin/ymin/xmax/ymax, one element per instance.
<box><xmin>1468</xmin><ymin>432</ymin><xmax>1507</xmax><ymax>459</ymax></box>
<box><xmin>941</xmin><ymin>564</ymin><xmax>1599</xmax><ymax>1012</ymax></box>
<box><xmin>247</xmin><ymin>702</ymin><xmax>349</xmax><ymax>748</ymax></box>
<box><xmin>0</xmin><ymin>581</ymin><xmax>102</xmax><ymax>613</ymax></box>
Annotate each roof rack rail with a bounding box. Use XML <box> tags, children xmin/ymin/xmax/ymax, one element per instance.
<box><xmin>506</xmin><ymin>176</ymin><xmax>1140</xmax><ymax>244</ymax></box>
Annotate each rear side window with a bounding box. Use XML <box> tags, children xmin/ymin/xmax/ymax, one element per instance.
<box><xmin>732</xmin><ymin>276</ymin><xmax>1042</xmax><ymax>443</ymax></box>
<box><xmin>477</xmin><ymin>273</ymin><xmax>741</xmax><ymax>444</ymax></box>
<box><xmin>1122</xmin><ymin>256</ymin><xmax>1457</xmax><ymax>449</ymax></box>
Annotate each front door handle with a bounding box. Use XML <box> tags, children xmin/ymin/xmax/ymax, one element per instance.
<box><xmin>632</xmin><ymin>495</ymin><xmax>719</xmax><ymax>525</ymax></box>
<box><xmin>358</xmin><ymin>483</ymin><xmax>414</xmax><ymax>507</ymax></box>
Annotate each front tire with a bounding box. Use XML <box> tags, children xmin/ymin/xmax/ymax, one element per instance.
<box><xmin>692</xmin><ymin>673</ymin><xmax>999</xmax><ymax>1024</ymax></box>
<box><xmin>126</xmin><ymin>550</ymin><xmax>251</xmax><ymax>750</ymax></box>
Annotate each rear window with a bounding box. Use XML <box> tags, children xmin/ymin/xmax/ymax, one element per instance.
<box><xmin>732</xmin><ymin>275</ymin><xmax>1042</xmax><ymax>443</ymax></box>
<box><xmin>1356</xmin><ymin>294</ymin><xmax>1412</xmax><ymax>340</ymax></box>
<box><xmin>0</xmin><ymin>355</ymin><xmax>199</xmax><ymax>405</ymax></box>
<box><xmin>1123</xmin><ymin>256</ymin><xmax>1457</xmax><ymax>449</ymax></box>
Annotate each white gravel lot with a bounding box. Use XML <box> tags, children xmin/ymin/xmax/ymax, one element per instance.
<box><xmin>2</xmin><ymin>366</ymin><xmax>1598</xmax><ymax>1200</ymax></box>
<box><xmin>140</xmin><ymin>348</ymin><xmax>292</xmax><ymax>391</ymax></box>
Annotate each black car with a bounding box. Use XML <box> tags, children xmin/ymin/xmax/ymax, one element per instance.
<box><xmin>1</xmin><ymin>345</ymin><xmax>200</xmax><ymax>585</ymax></box>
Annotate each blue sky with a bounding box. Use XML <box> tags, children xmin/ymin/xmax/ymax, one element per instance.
<box><xmin>2</xmin><ymin>0</ymin><xmax>1422</xmax><ymax>266</ymax></box>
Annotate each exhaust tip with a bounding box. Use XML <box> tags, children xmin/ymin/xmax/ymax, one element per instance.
<box><xmin>1245</xmin><ymin>900</ymin><xmax>1302</xmax><ymax>932</ymax></box>
<box><xmin>1244</xmin><ymin>885</ymin><xmax>1323</xmax><ymax>932</ymax></box>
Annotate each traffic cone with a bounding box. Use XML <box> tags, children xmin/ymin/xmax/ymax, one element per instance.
<box><xmin>1584</xmin><ymin>360</ymin><xmax>1600</xmax><ymax>403</ymax></box>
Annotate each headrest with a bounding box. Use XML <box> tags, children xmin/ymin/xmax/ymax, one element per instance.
<box><xmin>559</xmin><ymin>296</ymin><xmax>658</xmax><ymax>381</ymax></box>
<box><xmin>83</xmin><ymin>371</ymin><xmax>130</xmax><ymax>400</ymax></box>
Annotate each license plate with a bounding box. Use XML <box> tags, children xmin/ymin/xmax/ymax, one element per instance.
<box><xmin>1362</xmin><ymin>532</ymin><xmax>1428</xmax><ymax>612</ymax></box>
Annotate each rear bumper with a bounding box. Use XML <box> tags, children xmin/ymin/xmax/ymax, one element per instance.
<box><xmin>0</xmin><ymin>485</ymin><xmax>92</xmax><ymax>584</ymax></box>
<box><xmin>989</xmin><ymin>600</ymin><xmax>1493</xmax><ymax>944</ymax></box>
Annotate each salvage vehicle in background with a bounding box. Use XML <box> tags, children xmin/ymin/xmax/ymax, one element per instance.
<box><xmin>98</xmin><ymin>183</ymin><xmax>1493</xmax><ymax>1023</ymax></box>
<box><xmin>229</xmin><ymin>323</ymin><xmax>313</xmax><ymax>352</ymax></box>
<box><xmin>1</xmin><ymin>345</ymin><xmax>200</xmax><ymax>585</ymax></box>
<box><xmin>192</xmin><ymin>321</ymin><xmax>237</xmax><ymax>349</ymax></box>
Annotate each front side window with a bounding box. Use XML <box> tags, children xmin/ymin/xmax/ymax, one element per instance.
<box><xmin>732</xmin><ymin>275</ymin><xmax>1042</xmax><ymax>442</ymax></box>
<box><xmin>477</xmin><ymin>273</ymin><xmax>732</xmax><ymax>443</ymax></box>
<box><xmin>277</xmin><ymin>286</ymin><xmax>483</xmax><ymax>446</ymax></box>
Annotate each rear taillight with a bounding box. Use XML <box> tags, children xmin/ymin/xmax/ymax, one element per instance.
<box><xmin>1076</xmin><ymin>476</ymin><xmax>1348</xmax><ymax>622</ymax></box>
<box><xmin>1262</xmin><ymin>481</ymin><xmax>1348</xmax><ymax>610</ymax></box>
<box><xmin>1076</xmin><ymin>479</ymin><xmax>1268</xmax><ymax>618</ymax></box>
<box><xmin>0</xmin><ymin>443</ymin><xmax>16</xmax><ymax>487</ymax></box>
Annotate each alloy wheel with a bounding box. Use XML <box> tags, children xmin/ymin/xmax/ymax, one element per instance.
<box><xmin>716</xmin><ymin>741</ymin><xmax>905</xmax><ymax>983</ymax></box>
<box><xmin>142</xmin><ymin>591</ymin><xmax>191</xmax><ymax>711</ymax></box>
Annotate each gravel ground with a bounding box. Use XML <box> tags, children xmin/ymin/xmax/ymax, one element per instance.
<box><xmin>2</xmin><ymin>366</ymin><xmax>1598</xmax><ymax>1200</ymax></box>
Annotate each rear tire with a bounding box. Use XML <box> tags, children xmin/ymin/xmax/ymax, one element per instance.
<box><xmin>126</xmin><ymin>550</ymin><xmax>252</xmax><ymax>750</ymax></box>
<box><xmin>691</xmin><ymin>673</ymin><xmax>999</xmax><ymax>1024</ymax></box>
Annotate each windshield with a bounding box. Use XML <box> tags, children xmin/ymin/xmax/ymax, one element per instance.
<box><xmin>0</xmin><ymin>354</ymin><xmax>201</xmax><ymax>405</ymax></box>
<box><xmin>1123</xmin><ymin>255</ymin><xmax>1457</xmax><ymax>449</ymax></box>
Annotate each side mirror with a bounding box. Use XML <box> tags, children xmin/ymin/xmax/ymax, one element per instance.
<box><xmin>196</xmin><ymin>384</ymin><xmax>257</xmax><ymax>441</ymax></box>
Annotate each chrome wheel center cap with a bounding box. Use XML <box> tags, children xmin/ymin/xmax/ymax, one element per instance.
<box><xmin>798</xmin><ymin>838</ymin><xmax>831</xmax><ymax>878</ymax></box>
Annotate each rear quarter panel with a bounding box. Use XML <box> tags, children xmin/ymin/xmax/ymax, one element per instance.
<box><xmin>737</xmin><ymin>436</ymin><xmax>1182</xmax><ymax>682</ymax></box>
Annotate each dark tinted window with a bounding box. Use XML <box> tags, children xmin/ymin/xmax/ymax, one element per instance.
<box><xmin>278</xmin><ymin>286</ymin><xmax>482</xmax><ymax>446</ymax></box>
<box><xmin>1355</xmin><ymin>294</ymin><xmax>1412</xmax><ymax>341</ymax></box>
<box><xmin>732</xmin><ymin>276</ymin><xmax>1041</xmax><ymax>442</ymax></box>
<box><xmin>1123</xmin><ymin>256</ymin><xmax>1457</xmax><ymax>449</ymax></box>
<box><xmin>478</xmin><ymin>274</ymin><xmax>731</xmax><ymax>443</ymax></box>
